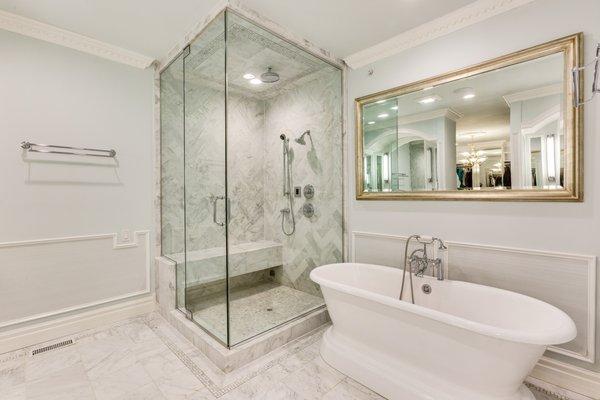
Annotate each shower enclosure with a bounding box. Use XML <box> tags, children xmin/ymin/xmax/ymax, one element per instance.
<box><xmin>160</xmin><ymin>10</ymin><xmax>343</xmax><ymax>348</ymax></box>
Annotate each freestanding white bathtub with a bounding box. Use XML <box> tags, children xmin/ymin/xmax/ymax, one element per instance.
<box><xmin>310</xmin><ymin>263</ymin><xmax>576</xmax><ymax>400</ymax></box>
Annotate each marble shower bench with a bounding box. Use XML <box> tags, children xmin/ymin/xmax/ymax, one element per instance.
<box><xmin>167</xmin><ymin>240</ymin><xmax>283</xmax><ymax>287</ymax></box>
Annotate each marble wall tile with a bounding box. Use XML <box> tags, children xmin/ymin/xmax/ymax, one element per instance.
<box><xmin>262</xmin><ymin>68</ymin><xmax>344</xmax><ymax>297</ymax></box>
<box><xmin>160</xmin><ymin>56</ymin><xmax>185</xmax><ymax>257</ymax></box>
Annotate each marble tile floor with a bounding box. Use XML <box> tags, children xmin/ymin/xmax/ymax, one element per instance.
<box><xmin>0</xmin><ymin>312</ymin><xmax>572</xmax><ymax>400</ymax></box>
<box><xmin>190</xmin><ymin>282</ymin><xmax>324</xmax><ymax>344</ymax></box>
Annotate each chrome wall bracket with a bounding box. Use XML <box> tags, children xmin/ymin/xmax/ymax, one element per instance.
<box><xmin>573</xmin><ymin>43</ymin><xmax>600</xmax><ymax>108</ymax></box>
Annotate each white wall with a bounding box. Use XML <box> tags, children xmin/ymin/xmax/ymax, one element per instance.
<box><xmin>347</xmin><ymin>0</ymin><xmax>600</xmax><ymax>375</ymax></box>
<box><xmin>0</xmin><ymin>30</ymin><xmax>154</xmax><ymax>335</ymax></box>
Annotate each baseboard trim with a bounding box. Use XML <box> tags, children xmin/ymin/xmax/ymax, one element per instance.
<box><xmin>0</xmin><ymin>295</ymin><xmax>156</xmax><ymax>354</ymax></box>
<box><xmin>530</xmin><ymin>357</ymin><xmax>600</xmax><ymax>399</ymax></box>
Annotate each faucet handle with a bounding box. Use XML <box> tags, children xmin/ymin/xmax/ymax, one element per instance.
<box><xmin>432</xmin><ymin>237</ymin><xmax>447</xmax><ymax>250</ymax></box>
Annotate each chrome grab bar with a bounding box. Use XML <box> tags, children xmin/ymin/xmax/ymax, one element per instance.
<box><xmin>212</xmin><ymin>195</ymin><xmax>225</xmax><ymax>227</ymax></box>
<box><xmin>21</xmin><ymin>141</ymin><xmax>116</xmax><ymax>158</ymax></box>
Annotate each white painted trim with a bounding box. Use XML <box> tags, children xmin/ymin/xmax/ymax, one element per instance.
<box><xmin>397</xmin><ymin>108</ymin><xmax>463</xmax><ymax>126</ymax></box>
<box><xmin>0</xmin><ymin>296</ymin><xmax>156</xmax><ymax>355</ymax></box>
<box><xmin>344</xmin><ymin>0</ymin><xmax>536</xmax><ymax>69</ymax></box>
<box><xmin>0</xmin><ymin>231</ymin><xmax>152</xmax><ymax>329</ymax></box>
<box><xmin>521</xmin><ymin>106</ymin><xmax>561</xmax><ymax>136</ymax></box>
<box><xmin>351</xmin><ymin>231</ymin><xmax>597</xmax><ymax>363</ymax></box>
<box><xmin>530</xmin><ymin>357</ymin><xmax>600</xmax><ymax>399</ymax></box>
<box><xmin>503</xmin><ymin>83</ymin><xmax>564</xmax><ymax>105</ymax></box>
<box><xmin>0</xmin><ymin>10</ymin><xmax>154</xmax><ymax>69</ymax></box>
<box><xmin>527</xmin><ymin>376</ymin><xmax>595</xmax><ymax>400</ymax></box>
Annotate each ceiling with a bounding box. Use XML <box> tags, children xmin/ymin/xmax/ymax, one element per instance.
<box><xmin>0</xmin><ymin>0</ymin><xmax>478</xmax><ymax>60</ymax></box>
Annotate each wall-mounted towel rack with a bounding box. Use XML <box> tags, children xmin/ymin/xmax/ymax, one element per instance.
<box><xmin>20</xmin><ymin>141</ymin><xmax>116</xmax><ymax>158</ymax></box>
<box><xmin>573</xmin><ymin>43</ymin><xmax>600</xmax><ymax>108</ymax></box>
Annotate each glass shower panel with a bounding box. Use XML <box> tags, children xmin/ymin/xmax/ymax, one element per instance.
<box><xmin>182</xmin><ymin>13</ymin><xmax>228</xmax><ymax>345</ymax></box>
<box><xmin>226</xmin><ymin>12</ymin><xmax>343</xmax><ymax>345</ymax></box>
<box><xmin>160</xmin><ymin>53</ymin><xmax>186</xmax><ymax>312</ymax></box>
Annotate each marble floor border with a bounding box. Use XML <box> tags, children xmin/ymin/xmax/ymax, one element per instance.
<box><xmin>147</xmin><ymin>313</ymin><xmax>324</xmax><ymax>397</ymax></box>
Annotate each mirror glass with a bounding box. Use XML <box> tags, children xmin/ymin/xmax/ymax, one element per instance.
<box><xmin>360</xmin><ymin>52</ymin><xmax>566</xmax><ymax>193</ymax></box>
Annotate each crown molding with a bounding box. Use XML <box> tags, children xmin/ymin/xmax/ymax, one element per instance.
<box><xmin>0</xmin><ymin>10</ymin><xmax>154</xmax><ymax>69</ymax></box>
<box><xmin>503</xmin><ymin>83</ymin><xmax>563</xmax><ymax>105</ymax></box>
<box><xmin>344</xmin><ymin>0</ymin><xmax>536</xmax><ymax>69</ymax></box>
<box><xmin>397</xmin><ymin>107</ymin><xmax>463</xmax><ymax>125</ymax></box>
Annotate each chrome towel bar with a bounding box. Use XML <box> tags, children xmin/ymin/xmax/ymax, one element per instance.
<box><xmin>21</xmin><ymin>141</ymin><xmax>116</xmax><ymax>158</ymax></box>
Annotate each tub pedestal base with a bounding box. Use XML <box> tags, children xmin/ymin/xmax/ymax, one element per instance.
<box><xmin>320</xmin><ymin>327</ymin><xmax>535</xmax><ymax>400</ymax></box>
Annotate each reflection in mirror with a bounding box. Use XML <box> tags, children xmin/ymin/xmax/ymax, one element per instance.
<box><xmin>361</xmin><ymin>52</ymin><xmax>567</xmax><ymax>193</ymax></box>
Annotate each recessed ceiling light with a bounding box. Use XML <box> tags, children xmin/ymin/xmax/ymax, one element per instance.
<box><xmin>243</xmin><ymin>73</ymin><xmax>255</xmax><ymax>80</ymax></box>
<box><xmin>417</xmin><ymin>95</ymin><xmax>441</xmax><ymax>105</ymax></box>
<box><xmin>454</xmin><ymin>87</ymin><xmax>476</xmax><ymax>100</ymax></box>
<box><xmin>377</xmin><ymin>113</ymin><xmax>389</xmax><ymax>118</ymax></box>
<box><xmin>367</xmin><ymin>121</ymin><xmax>375</xmax><ymax>125</ymax></box>
<box><xmin>390</xmin><ymin>105</ymin><xmax>398</xmax><ymax>110</ymax></box>
<box><xmin>376</xmin><ymin>100</ymin><xmax>386</xmax><ymax>104</ymax></box>
<box><xmin>250</xmin><ymin>78</ymin><xmax>262</xmax><ymax>85</ymax></box>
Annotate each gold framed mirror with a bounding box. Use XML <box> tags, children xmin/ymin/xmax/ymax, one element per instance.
<box><xmin>355</xmin><ymin>33</ymin><xmax>583</xmax><ymax>201</ymax></box>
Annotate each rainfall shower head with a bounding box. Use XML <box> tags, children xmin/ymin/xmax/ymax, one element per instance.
<box><xmin>295</xmin><ymin>130</ymin><xmax>311</xmax><ymax>145</ymax></box>
<box><xmin>261</xmin><ymin>67</ymin><xmax>280</xmax><ymax>83</ymax></box>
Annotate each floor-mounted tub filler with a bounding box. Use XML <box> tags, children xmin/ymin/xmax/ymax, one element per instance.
<box><xmin>310</xmin><ymin>262</ymin><xmax>576</xmax><ymax>400</ymax></box>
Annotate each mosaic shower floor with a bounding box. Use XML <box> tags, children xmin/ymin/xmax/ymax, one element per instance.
<box><xmin>0</xmin><ymin>313</ymin><xmax>577</xmax><ymax>400</ymax></box>
<box><xmin>190</xmin><ymin>282</ymin><xmax>324</xmax><ymax>344</ymax></box>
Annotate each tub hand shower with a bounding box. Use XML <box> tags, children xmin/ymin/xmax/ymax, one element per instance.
<box><xmin>399</xmin><ymin>235</ymin><xmax>447</xmax><ymax>303</ymax></box>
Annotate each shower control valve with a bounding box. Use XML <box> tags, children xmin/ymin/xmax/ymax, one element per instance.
<box><xmin>303</xmin><ymin>184</ymin><xmax>315</xmax><ymax>199</ymax></box>
<box><xmin>302</xmin><ymin>203</ymin><xmax>315</xmax><ymax>218</ymax></box>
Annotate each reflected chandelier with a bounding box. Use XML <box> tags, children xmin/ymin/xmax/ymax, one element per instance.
<box><xmin>460</xmin><ymin>146</ymin><xmax>487</xmax><ymax>167</ymax></box>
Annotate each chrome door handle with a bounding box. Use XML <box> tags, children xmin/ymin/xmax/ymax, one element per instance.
<box><xmin>212</xmin><ymin>195</ymin><xmax>225</xmax><ymax>227</ymax></box>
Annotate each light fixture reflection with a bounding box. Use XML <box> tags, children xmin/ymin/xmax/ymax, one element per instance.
<box><xmin>382</xmin><ymin>153</ymin><xmax>390</xmax><ymax>182</ymax></box>
<box><xmin>417</xmin><ymin>95</ymin><xmax>441</xmax><ymax>105</ymax></box>
<box><xmin>250</xmin><ymin>78</ymin><xmax>262</xmax><ymax>85</ymax></box>
<box><xmin>546</xmin><ymin>134</ymin><xmax>556</xmax><ymax>182</ymax></box>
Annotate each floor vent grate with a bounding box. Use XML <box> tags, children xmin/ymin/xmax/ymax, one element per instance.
<box><xmin>31</xmin><ymin>339</ymin><xmax>73</xmax><ymax>356</ymax></box>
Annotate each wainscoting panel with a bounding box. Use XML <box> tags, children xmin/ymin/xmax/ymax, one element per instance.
<box><xmin>0</xmin><ymin>231</ymin><xmax>150</xmax><ymax>329</ymax></box>
<box><xmin>351</xmin><ymin>231</ymin><xmax>596</xmax><ymax>364</ymax></box>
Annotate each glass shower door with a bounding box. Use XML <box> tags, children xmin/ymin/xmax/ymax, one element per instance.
<box><xmin>182</xmin><ymin>13</ymin><xmax>229</xmax><ymax>345</ymax></box>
